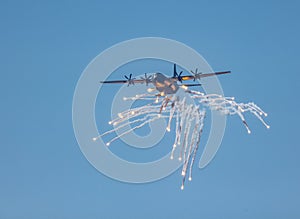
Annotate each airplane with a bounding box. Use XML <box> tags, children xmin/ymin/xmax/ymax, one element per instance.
<box><xmin>100</xmin><ymin>64</ymin><xmax>230</xmax><ymax>96</ymax></box>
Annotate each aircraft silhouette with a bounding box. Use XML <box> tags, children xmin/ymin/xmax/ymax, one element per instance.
<box><xmin>100</xmin><ymin>64</ymin><xmax>230</xmax><ymax>96</ymax></box>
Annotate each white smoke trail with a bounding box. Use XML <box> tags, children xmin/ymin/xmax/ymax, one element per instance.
<box><xmin>94</xmin><ymin>88</ymin><xmax>269</xmax><ymax>189</ymax></box>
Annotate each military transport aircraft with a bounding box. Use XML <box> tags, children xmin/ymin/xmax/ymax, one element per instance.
<box><xmin>100</xmin><ymin>64</ymin><xmax>230</xmax><ymax>96</ymax></box>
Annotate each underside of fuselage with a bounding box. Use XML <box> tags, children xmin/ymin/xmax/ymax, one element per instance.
<box><xmin>152</xmin><ymin>73</ymin><xmax>179</xmax><ymax>95</ymax></box>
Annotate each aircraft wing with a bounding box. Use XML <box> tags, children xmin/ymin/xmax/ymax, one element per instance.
<box><xmin>173</xmin><ymin>71</ymin><xmax>231</xmax><ymax>81</ymax></box>
<box><xmin>100</xmin><ymin>73</ymin><xmax>152</xmax><ymax>85</ymax></box>
<box><xmin>100</xmin><ymin>79</ymin><xmax>145</xmax><ymax>84</ymax></box>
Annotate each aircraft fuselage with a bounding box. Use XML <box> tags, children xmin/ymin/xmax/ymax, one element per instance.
<box><xmin>152</xmin><ymin>73</ymin><xmax>179</xmax><ymax>95</ymax></box>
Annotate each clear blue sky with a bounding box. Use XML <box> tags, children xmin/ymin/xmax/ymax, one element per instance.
<box><xmin>1</xmin><ymin>0</ymin><xmax>299</xmax><ymax>218</ymax></box>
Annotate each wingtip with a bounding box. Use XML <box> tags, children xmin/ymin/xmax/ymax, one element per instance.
<box><xmin>215</xmin><ymin>70</ymin><xmax>231</xmax><ymax>75</ymax></box>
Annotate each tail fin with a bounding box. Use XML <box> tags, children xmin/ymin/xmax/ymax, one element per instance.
<box><xmin>173</xmin><ymin>64</ymin><xmax>177</xmax><ymax>77</ymax></box>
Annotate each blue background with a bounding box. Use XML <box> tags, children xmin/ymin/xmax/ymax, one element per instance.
<box><xmin>1</xmin><ymin>0</ymin><xmax>299</xmax><ymax>218</ymax></box>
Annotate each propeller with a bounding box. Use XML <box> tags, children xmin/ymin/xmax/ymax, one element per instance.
<box><xmin>173</xmin><ymin>64</ymin><xmax>184</xmax><ymax>83</ymax></box>
<box><xmin>124</xmin><ymin>74</ymin><xmax>136</xmax><ymax>86</ymax></box>
<box><xmin>190</xmin><ymin>68</ymin><xmax>202</xmax><ymax>81</ymax></box>
<box><xmin>140</xmin><ymin>73</ymin><xmax>153</xmax><ymax>86</ymax></box>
